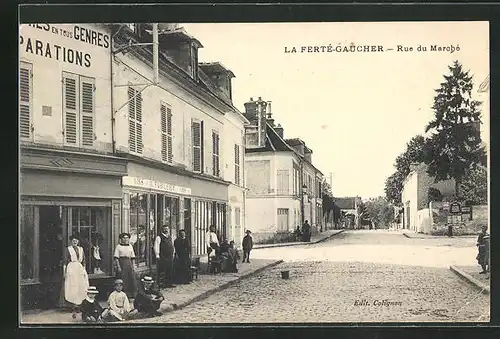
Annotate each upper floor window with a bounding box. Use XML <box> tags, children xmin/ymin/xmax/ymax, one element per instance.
<box><xmin>234</xmin><ymin>144</ymin><xmax>241</xmax><ymax>186</ymax></box>
<box><xmin>161</xmin><ymin>102</ymin><xmax>173</xmax><ymax>163</ymax></box>
<box><xmin>128</xmin><ymin>86</ymin><xmax>143</xmax><ymax>154</ymax></box>
<box><xmin>212</xmin><ymin>130</ymin><xmax>220</xmax><ymax>177</ymax></box>
<box><xmin>192</xmin><ymin>119</ymin><xmax>204</xmax><ymax>172</ymax></box>
<box><xmin>19</xmin><ymin>61</ymin><xmax>33</xmax><ymax>141</ymax></box>
<box><xmin>63</xmin><ymin>72</ymin><xmax>95</xmax><ymax>148</ymax></box>
<box><xmin>277</xmin><ymin>170</ymin><xmax>290</xmax><ymax>195</ymax></box>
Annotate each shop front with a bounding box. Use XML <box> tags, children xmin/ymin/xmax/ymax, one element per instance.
<box><xmin>20</xmin><ymin>147</ymin><xmax>127</xmax><ymax>310</ymax></box>
<box><xmin>122</xmin><ymin>162</ymin><xmax>230</xmax><ymax>275</ymax></box>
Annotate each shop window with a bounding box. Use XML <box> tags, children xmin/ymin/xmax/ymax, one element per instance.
<box><xmin>163</xmin><ymin>196</ymin><xmax>180</xmax><ymax>240</ymax></box>
<box><xmin>68</xmin><ymin>206</ymin><xmax>110</xmax><ymax>275</ymax></box>
<box><xmin>20</xmin><ymin>205</ymin><xmax>35</xmax><ymax>280</ymax></box>
<box><xmin>129</xmin><ymin>193</ymin><xmax>148</xmax><ymax>267</ymax></box>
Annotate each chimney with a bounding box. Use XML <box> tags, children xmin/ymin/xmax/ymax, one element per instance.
<box><xmin>275</xmin><ymin>123</ymin><xmax>284</xmax><ymax>138</ymax></box>
<box><xmin>266</xmin><ymin>101</ymin><xmax>275</xmax><ymax>127</ymax></box>
<box><xmin>243</xmin><ymin>97</ymin><xmax>267</xmax><ymax>148</ymax></box>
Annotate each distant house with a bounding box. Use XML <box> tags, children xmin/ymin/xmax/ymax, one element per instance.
<box><xmin>244</xmin><ymin>97</ymin><xmax>324</xmax><ymax>242</ymax></box>
<box><xmin>401</xmin><ymin>163</ymin><xmax>455</xmax><ymax>232</ymax></box>
<box><xmin>334</xmin><ymin>197</ymin><xmax>362</xmax><ymax>229</ymax></box>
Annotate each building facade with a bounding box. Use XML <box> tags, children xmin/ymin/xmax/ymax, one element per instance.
<box><xmin>19</xmin><ymin>23</ymin><xmax>248</xmax><ymax>309</ymax></box>
<box><xmin>19</xmin><ymin>23</ymin><xmax>127</xmax><ymax>309</ymax></box>
<box><xmin>112</xmin><ymin>25</ymin><xmax>248</xmax><ymax>272</ymax></box>
<box><xmin>401</xmin><ymin>163</ymin><xmax>455</xmax><ymax>232</ymax></box>
<box><xmin>244</xmin><ymin>98</ymin><xmax>324</xmax><ymax>242</ymax></box>
<box><xmin>334</xmin><ymin>197</ymin><xmax>362</xmax><ymax>229</ymax></box>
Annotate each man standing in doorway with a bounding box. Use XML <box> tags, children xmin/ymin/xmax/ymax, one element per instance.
<box><xmin>154</xmin><ymin>225</ymin><xmax>175</xmax><ymax>289</ymax></box>
<box><xmin>242</xmin><ymin>230</ymin><xmax>253</xmax><ymax>263</ymax></box>
<box><xmin>206</xmin><ymin>225</ymin><xmax>220</xmax><ymax>257</ymax></box>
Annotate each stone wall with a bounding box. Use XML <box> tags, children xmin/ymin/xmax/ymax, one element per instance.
<box><xmin>429</xmin><ymin>202</ymin><xmax>488</xmax><ymax>235</ymax></box>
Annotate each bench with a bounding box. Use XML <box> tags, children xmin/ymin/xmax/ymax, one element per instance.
<box><xmin>190</xmin><ymin>257</ymin><xmax>200</xmax><ymax>281</ymax></box>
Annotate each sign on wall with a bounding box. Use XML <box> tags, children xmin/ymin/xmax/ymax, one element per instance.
<box><xmin>19</xmin><ymin>24</ymin><xmax>110</xmax><ymax>68</ymax></box>
<box><xmin>122</xmin><ymin>176</ymin><xmax>192</xmax><ymax>195</ymax></box>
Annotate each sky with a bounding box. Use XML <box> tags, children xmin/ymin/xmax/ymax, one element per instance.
<box><xmin>182</xmin><ymin>22</ymin><xmax>489</xmax><ymax>199</ymax></box>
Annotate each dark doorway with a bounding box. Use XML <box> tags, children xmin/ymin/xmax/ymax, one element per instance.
<box><xmin>38</xmin><ymin>205</ymin><xmax>64</xmax><ymax>309</ymax></box>
<box><xmin>39</xmin><ymin>206</ymin><xmax>63</xmax><ymax>282</ymax></box>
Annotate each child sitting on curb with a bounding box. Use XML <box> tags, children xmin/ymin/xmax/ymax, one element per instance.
<box><xmin>134</xmin><ymin>276</ymin><xmax>164</xmax><ymax>318</ymax></box>
<box><xmin>107</xmin><ymin>279</ymin><xmax>137</xmax><ymax>321</ymax></box>
<box><xmin>80</xmin><ymin>286</ymin><xmax>109</xmax><ymax>323</ymax></box>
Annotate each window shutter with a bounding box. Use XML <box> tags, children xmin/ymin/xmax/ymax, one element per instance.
<box><xmin>192</xmin><ymin>121</ymin><xmax>201</xmax><ymax>172</ymax></box>
<box><xmin>167</xmin><ymin>106</ymin><xmax>173</xmax><ymax>163</ymax></box>
<box><xmin>80</xmin><ymin>76</ymin><xmax>95</xmax><ymax>147</ymax></box>
<box><xmin>19</xmin><ymin>62</ymin><xmax>32</xmax><ymax>140</ymax></box>
<box><xmin>63</xmin><ymin>73</ymin><xmax>79</xmax><ymax>145</ymax></box>
<box><xmin>128</xmin><ymin>86</ymin><xmax>136</xmax><ymax>153</ymax></box>
<box><xmin>212</xmin><ymin>131</ymin><xmax>220</xmax><ymax>177</ymax></box>
<box><xmin>161</xmin><ymin>104</ymin><xmax>168</xmax><ymax>162</ymax></box>
<box><xmin>135</xmin><ymin>91</ymin><xmax>143</xmax><ymax>154</ymax></box>
<box><xmin>234</xmin><ymin>144</ymin><xmax>240</xmax><ymax>185</ymax></box>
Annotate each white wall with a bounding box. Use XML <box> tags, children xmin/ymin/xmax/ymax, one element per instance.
<box><xmin>19</xmin><ymin>24</ymin><xmax>113</xmax><ymax>152</ymax></box>
<box><xmin>113</xmin><ymin>50</ymin><xmax>233</xmax><ymax>175</ymax></box>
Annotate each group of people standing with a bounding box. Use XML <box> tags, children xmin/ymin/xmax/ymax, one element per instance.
<box><xmin>60</xmin><ymin>224</ymin><xmax>192</xmax><ymax>322</ymax></box>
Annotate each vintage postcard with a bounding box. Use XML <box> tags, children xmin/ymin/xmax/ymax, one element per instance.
<box><xmin>19</xmin><ymin>21</ymin><xmax>490</xmax><ymax>324</ymax></box>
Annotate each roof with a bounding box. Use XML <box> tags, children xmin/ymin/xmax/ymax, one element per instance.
<box><xmin>156</xmin><ymin>27</ymin><xmax>203</xmax><ymax>48</ymax></box>
<box><xmin>246</xmin><ymin>124</ymin><xmax>324</xmax><ymax>175</ymax></box>
<box><xmin>334</xmin><ymin>197</ymin><xmax>357</xmax><ymax>210</ymax></box>
<box><xmin>199</xmin><ymin>62</ymin><xmax>235</xmax><ymax>78</ymax></box>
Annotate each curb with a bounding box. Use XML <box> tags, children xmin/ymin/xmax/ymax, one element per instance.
<box><xmin>162</xmin><ymin>259</ymin><xmax>284</xmax><ymax>313</ymax></box>
<box><xmin>449</xmin><ymin>265</ymin><xmax>490</xmax><ymax>294</ymax></box>
<box><xmin>254</xmin><ymin>230</ymin><xmax>345</xmax><ymax>249</ymax></box>
<box><xmin>402</xmin><ymin>233</ymin><xmax>412</xmax><ymax>238</ymax></box>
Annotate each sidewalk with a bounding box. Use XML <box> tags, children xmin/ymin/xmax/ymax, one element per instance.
<box><xmin>450</xmin><ymin>265</ymin><xmax>490</xmax><ymax>294</ymax></box>
<box><xmin>21</xmin><ymin>258</ymin><xmax>283</xmax><ymax>324</ymax></box>
<box><xmin>253</xmin><ymin>229</ymin><xmax>345</xmax><ymax>249</ymax></box>
<box><xmin>402</xmin><ymin>231</ymin><xmax>475</xmax><ymax>239</ymax></box>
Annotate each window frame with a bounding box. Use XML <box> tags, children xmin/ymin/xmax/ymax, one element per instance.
<box><xmin>160</xmin><ymin>102</ymin><xmax>173</xmax><ymax>163</ymax></box>
<box><xmin>128</xmin><ymin>85</ymin><xmax>143</xmax><ymax>155</ymax></box>
<box><xmin>192</xmin><ymin>119</ymin><xmax>203</xmax><ymax>173</ymax></box>
<box><xmin>212</xmin><ymin>130</ymin><xmax>220</xmax><ymax>177</ymax></box>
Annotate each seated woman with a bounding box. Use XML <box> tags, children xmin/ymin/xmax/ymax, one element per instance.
<box><xmin>134</xmin><ymin>276</ymin><xmax>165</xmax><ymax>317</ymax></box>
<box><xmin>80</xmin><ymin>286</ymin><xmax>109</xmax><ymax>323</ymax></box>
<box><xmin>107</xmin><ymin>279</ymin><xmax>136</xmax><ymax>321</ymax></box>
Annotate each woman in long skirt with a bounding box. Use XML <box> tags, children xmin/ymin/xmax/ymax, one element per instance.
<box><xmin>64</xmin><ymin>234</ymin><xmax>90</xmax><ymax>318</ymax></box>
<box><xmin>114</xmin><ymin>233</ymin><xmax>137</xmax><ymax>298</ymax></box>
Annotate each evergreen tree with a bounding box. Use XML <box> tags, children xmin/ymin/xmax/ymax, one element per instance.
<box><xmin>424</xmin><ymin>61</ymin><xmax>486</xmax><ymax>199</ymax></box>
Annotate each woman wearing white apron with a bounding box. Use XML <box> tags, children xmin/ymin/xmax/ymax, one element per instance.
<box><xmin>64</xmin><ymin>234</ymin><xmax>90</xmax><ymax>318</ymax></box>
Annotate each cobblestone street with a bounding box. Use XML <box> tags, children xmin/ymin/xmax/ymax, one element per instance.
<box><xmin>145</xmin><ymin>230</ymin><xmax>489</xmax><ymax>323</ymax></box>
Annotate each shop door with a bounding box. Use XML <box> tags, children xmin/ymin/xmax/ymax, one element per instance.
<box><xmin>39</xmin><ymin>206</ymin><xmax>64</xmax><ymax>283</ymax></box>
<box><xmin>277</xmin><ymin>208</ymin><xmax>289</xmax><ymax>232</ymax></box>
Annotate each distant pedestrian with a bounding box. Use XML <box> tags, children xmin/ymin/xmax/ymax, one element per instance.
<box><xmin>173</xmin><ymin>229</ymin><xmax>191</xmax><ymax>284</ymax></box>
<box><xmin>206</xmin><ymin>225</ymin><xmax>220</xmax><ymax>257</ymax></box>
<box><xmin>154</xmin><ymin>225</ymin><xmax>175</xmax><ymax>288</ymax></box>
<box><xmin>63</xmin><ymin>234</ymin><xmax>90</xmax><ymax>319</ymax></box>
<box><xmin>242</xmin><ymin>230</ymin><xmax>253</xmax><ymax>263</ymax></box>
<box><xmin>301</xmin><ymin>220</ymin><xmax>312</xmax><ymax>242</ymax></box>
<box><xmin>476</xmin><ymin>225</ymin><xmax>490</xmax><ymax>274</ymax></box>
<box><xmin>113</xmin><ymin>233</ymin><xmax>137</xmax><ymax>298</ymax></box>
<box><xmin>294</xmin><ymin>226</ymin><xmax>302</xmax><ymax>241</ymax></box>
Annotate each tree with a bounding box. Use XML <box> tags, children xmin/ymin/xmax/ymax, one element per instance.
<box><xmin>424</xmin><ymin>61</ymin><xmax>486</xmax><ymax>199</ymax></box>
<box><xmin>384</xmin><ymin>135</ymin><xmax>428</xmax><ymax>205</ymax></box>
<box><xmin>427</xmin><ymin>187</ymin><xmax>443</xmax><ymax>204</ymax></box>
<box><xmin>460</xmin><ymin>165</ymin><xmax>488</xmax><ymax>205</ymax></box>
<box><xmin>365</xmin><ymin>197</ymin><xmax>395</xmax><ymax>229</ymax></box>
